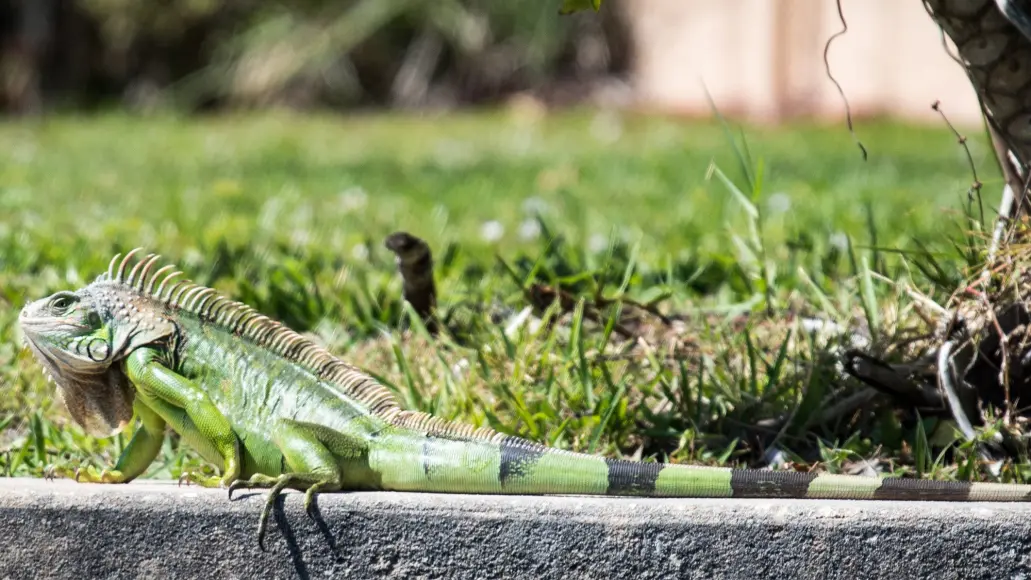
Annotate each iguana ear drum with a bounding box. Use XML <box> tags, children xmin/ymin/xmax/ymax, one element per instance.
<box><xmin>84</xmin><ymin>337</ymin><xmax>110</xmax><ymax>362</ymax></box>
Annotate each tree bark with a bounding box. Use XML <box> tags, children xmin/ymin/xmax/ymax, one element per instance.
<box><xmin>923</xmin><ymin>1</ymin><xmax>1031</xmax><ymax>183</ymax></box>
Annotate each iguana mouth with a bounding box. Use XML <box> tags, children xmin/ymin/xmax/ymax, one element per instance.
<box><xmin>19</xmin><ymin>317</ymin><xmax>90</xmax><ymax>332</ymax></box>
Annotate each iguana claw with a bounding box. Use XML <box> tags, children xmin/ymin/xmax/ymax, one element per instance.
<box><xmin>227</xmin><ymin>479</ymin><xmax>246</xmax><ymax>500</ymax></box>
<box><xmin>304</xmin><ymin>488</ymin><xmax>319</xmax><ymax>521</ymax></box>
<box><xmin>224</xmin><ymin>473</ymin><xmax>308</xmax><ymax>551</ymax></box>
<box><xmin>225</xmin><ymin>475</ymin><xmax>279</xmax><ymax>550</ymax></box>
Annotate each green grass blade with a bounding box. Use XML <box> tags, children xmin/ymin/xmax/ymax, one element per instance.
<box><xmin>708</xmin><ymin>162</ymin><xmax>758</xmax><ymax>220</ymax></box>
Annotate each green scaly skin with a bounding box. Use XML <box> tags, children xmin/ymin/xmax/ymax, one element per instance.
<box><xmin>18</xmin><ymin>249</ymin><xmax>1031</xmax><ymax>551</ymax></box>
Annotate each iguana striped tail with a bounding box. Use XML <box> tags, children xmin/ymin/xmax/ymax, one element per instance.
<box><xmin>368</xmin><ymin>434</ymin><xmax>1031</xmax><ymax>501</ymax></box>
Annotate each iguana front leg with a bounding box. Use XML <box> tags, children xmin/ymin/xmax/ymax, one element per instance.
<box><xmin>104</xmin><ymin>347</ymin><xmax>241</xmax><ymax>487</ymax></box>
<box><xmin>48</xmin><ymin>400</ymin><xmax>168</xmax><ymax>484</ymax></box>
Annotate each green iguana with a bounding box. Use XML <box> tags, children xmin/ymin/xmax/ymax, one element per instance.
<box><xmin>18</xmin><ymin>249</ymin><xmax>1031</xmax><ymax>549</ymax></box>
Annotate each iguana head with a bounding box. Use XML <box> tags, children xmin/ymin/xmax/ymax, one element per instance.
<box><xmin>20</xmin><ymin>277</ymin><xmax>176</xmax><ymax>437</ymax></box>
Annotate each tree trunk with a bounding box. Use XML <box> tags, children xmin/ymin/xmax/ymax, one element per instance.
<box><xmin>923</xmin><ymin>1</ymin><xmax>1031</xmax><ymax>190</ymax></box>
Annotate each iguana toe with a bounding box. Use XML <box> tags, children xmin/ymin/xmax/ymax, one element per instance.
<box><xmin>41</xmin><ymin>463</ymin><xmax>85</xmax><ymax>482</ymax></box>
<box><xmin>303</xmin><ymin>489</ymin><xmax>318</xmax><ymax>521</ymax></box>
<box><xmin>227</xmin><ymin>473</ymin><xmax>278</xmax><ymax>500</ymax></box>
<box><xmin>176</xmin><ymin>471</ymin><xmax>224</xmax><ymax>489</ymax></box>
<box><xmin>258</xmin><ymin>479</ymin><xmax>291</xmax><ymax>552</ymax></box>
<box><xmin>68</xmin><ymin>466</ymin><xmax>128</xmax><ymax>484</ymax></box>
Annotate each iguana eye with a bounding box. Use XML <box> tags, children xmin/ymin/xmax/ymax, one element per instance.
<box><xmin>50</xmin><ymin>293</ymin><xmax>76</xmax><ymax>314</ymax></box>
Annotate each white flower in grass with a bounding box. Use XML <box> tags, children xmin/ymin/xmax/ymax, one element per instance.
<box><xmin>518</xmin><ymin>219</ymin><xmax>541</xmax><ymax>240</ymax></box>
<box><xmin>829</xmin><ymin>231</ymin><xmax>849</xmax><ymax>251</ymax></box>
<box><xmin>522</xmin><ymin>196</ymin><xmax>549</xmax><ymax>215</ymax></box>
<box><xmin>451</xmin><ymin>358</ymin><xmax>470</xmax><ymax>379</ymax></box>
<box><xmin>290</xmin><ymin>229</ymin><xmax>310</xmax><ymax>248</ymax></box>
<box><xmin>351</xmin><ymin>244</ymin><xmax>369</xmax><ymax>260</ymax></box>
<box><xmin>481</xmin><ymin>220</ymin><xmax>504</xmax><ymax>242</ymax></box>
<box><xmin>766</xmin><ymin>192</ymin><xmax>791</xmax><ymax>214</ymax></box>
<box><xmin>504</xmin><ymin>306</ymin><xmax>533</xmax><ymax>338</ymax></box>
<box><xmin>339</xmin><ymin>187</ymin><xmax>368</xmax><ymax>212</ymax></box>
<box><xmin>588</xmin><ymin>233</ymin><xmax>609</xmax><ymax>254</ymax></box>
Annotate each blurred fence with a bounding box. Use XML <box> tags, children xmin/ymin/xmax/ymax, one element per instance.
<box><xmin>625</xmin><ymin>0</ymin><xmax>983</xmax><ymax>125</ymax></box>
<box><xmin>0</xmin><ymin>1</ymin><xmax>985</xmax><ymax>124</ymax></box>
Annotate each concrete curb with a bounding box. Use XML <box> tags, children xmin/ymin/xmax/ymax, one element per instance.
<box><xmin>0</xmin><ymin>477</ymin><xmax>1029</xmax><ymax>579</ymax></box>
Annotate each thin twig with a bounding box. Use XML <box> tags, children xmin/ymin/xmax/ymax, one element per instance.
<box><xmin>931</xmin><ymin>100</ymin><xmax>984</xmax><ymax>225</ymax></box>
<box><xmin>823</xmin><ymin>0</ymin><xmax>867</xmax><ymax>161</ymax></box>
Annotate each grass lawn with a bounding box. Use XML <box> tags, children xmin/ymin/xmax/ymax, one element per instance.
<box><xmin>0</xmin><ymin>108</ymin><xmax>1012</xmax><ymax>483</ymax></box>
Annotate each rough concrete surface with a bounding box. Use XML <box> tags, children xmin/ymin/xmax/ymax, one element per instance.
<box><xmin>1</xmin><ymin>477</ymin><xmax>1030</xmax><ymax>580</ymax></box>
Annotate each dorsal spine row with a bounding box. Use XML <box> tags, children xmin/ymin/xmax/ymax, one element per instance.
<box><xmin>99</xmin><ymin>249</ymin><xmax>504</xmax><ymax>443</ymax></box>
